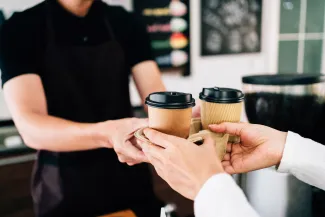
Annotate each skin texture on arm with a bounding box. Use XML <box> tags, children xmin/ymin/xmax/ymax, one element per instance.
<box><xmin>132</xmin><ymin>61</ymin><xmax>166</xmax><ymax>111</ymax></box>
<box><xmin>4</xmin><ymin>74</ymin><xmax>107</xmax><ymax>152</ymax></box>
<box><xmin>4</xmin><ymin>74</ymin><xmax>147</xmax><ymax>165</ymax></box>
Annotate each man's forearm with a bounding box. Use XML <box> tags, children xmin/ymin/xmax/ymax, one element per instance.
<box><xmin>15</xmin><ymin>112</ymin><xmax>111</xmax><ymax>152</ymax></box>
<box><xmin>132</xmin><ymin>60</ymin><xmax>166</xmax><ymax>113</ymax></box>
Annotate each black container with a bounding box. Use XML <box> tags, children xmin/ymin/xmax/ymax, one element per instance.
<box><xmin>242</xmin><ymin>74</ymin><xmax>325</xmax><ymax>145</ymax></box>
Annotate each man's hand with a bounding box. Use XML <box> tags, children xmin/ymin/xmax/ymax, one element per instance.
<box><xmin>142</xmin><ymin>128</ymin><xmax>224</xmax><ymax>200</ymax></box>
<box><xmin>100</xmin><ymin>118</ymin><xmax>148</xmax><ymax>166</ymax></box>
<box><xmin>210</xmin><ymin>123</ymin><xmax>288</xmax><ymax>174</ymax></box>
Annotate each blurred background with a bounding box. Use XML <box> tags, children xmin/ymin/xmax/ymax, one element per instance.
<box><xmin>0</xmin><ymin>0</ymin><xmax>324</xmax><ymax>217</ymax></box>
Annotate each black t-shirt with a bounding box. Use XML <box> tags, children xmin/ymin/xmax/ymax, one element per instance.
<box><xmin>0</xmin><ymin>2</ymin><xmax>160</xmax><ymax>214</ymax></box>
<box><xmin>0</xmin><ymin>0</ymin><xmax>153</xmax><ymax>85</ymax></box>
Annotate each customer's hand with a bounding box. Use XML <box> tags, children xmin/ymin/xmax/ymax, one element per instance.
<box><xmin>210</xmin><ymin>123</ymin><xmax>287</xmax><ymax>174</ymax></box>
<box><xmin>142</xmin><ymin>129</ymin><xmax>224</xmax><ymax>200</ymax></box>
<box><xmin>100</xmin><ymin>118</ymin><xmax>148</xmax><ymax>166</ymax></box>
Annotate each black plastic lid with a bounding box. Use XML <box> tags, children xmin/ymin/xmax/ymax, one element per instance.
<box><xmin>242</xmin><ymin>74</ymin><xmax>325</xmax><ymax>85</ymax></box>
<box><xmin>199</xmin><ymin>87</ymin><xmax>245</xmax><ymax>103</ymax></box>
<box><xmin>145</xmin><ymin>91</ymin><xmax>196</xmax><ymax>109</ymax></box>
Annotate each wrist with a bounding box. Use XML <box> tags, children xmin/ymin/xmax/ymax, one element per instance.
<box><xmin>90</xmin><ymin>121</ymin><xmax>114</xmax><ymax>148</ymax></box>
<box><xmin>196</xmin><ymin>164</ymin><xmax>224</xmax><ymax>197</ymax></box>
<box><xmin>275</xmin><ymin>131</ymin><xmax>288</xmax><ymax>165</ymax></box>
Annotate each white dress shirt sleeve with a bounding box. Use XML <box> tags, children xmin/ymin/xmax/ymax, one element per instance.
<box><xmin>194</xmin><ymin>173</ymin><xmax>260</xmax><ymax>217</ymax></box>
<box><xmin>277</xmin><ymin>131</ymin><xmax>325</xmax><ymax>190</ymax></box>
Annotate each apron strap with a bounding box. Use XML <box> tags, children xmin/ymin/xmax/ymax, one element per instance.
<box><xmin>100</xmin><ymin>1</ymin><xmax>117</xmax><ymax>41</ymax></box>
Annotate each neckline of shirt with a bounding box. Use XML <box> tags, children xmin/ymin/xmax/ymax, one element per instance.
<box><xmin>50</xmin><ymin>0</ymin><xmax>103</xmax><ymax>23</ymax></box>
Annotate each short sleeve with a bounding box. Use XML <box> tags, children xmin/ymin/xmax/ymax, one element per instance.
<box><xmin>0</xmin><ymin>13</ymin><xmax>42</xmax><ymax>87</ymax></box>
<box><xmin>124</xmin><ymin>11</ymin><xmax>154</xmax><ymax>67</ymax></box>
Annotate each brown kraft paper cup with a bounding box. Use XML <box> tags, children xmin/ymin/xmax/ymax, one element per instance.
<box><xmin>201</xmin><ymin>100</ymin><xmax>243</xmax><ymax>129</ymax></box>
<box><xmin>199</xmin><ymin>87</ymin><xmax>245</xmax><ymax>142</ymax></box>
<box><xmin>148</xmin><ymin>107</ymin><xmax>193</xmax><ymax>138</ymax></box>
<box><xmin>146</xmin><ymin>91</ymin><xmax>196</xmax><ymax>139</ymax></box>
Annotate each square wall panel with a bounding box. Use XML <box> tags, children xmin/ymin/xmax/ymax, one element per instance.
<box><xmin>278</xmin><ymin>40</ymin><xmax>299</xmax><ymax>73</ymax></box>
<box><xmin>280</xmin><ymin>0</ymin><xmax>301</xmax><ymax>33</ymax></box>
<box><xmin>303</xmin><ymin>40</ymin><xmax>323</xmax><ymax>73</ymax></box>
<box><xmin>305</xmin><ymin>0</ymin><xmax>325</xmax><ymax>33</ymax></box>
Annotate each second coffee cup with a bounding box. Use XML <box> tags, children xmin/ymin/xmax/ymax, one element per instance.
<box><xmin>145</xmin><ymin>92</ymin><xmax>196</xmax><ymax>138</ymax></box>
<box><xmin>199</xmin><ymin>87</ymin><xmax>245</xmax><ymax>129</ymax></box>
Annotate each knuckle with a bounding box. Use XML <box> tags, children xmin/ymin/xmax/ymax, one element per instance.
<box><xmin>237</xmin><ymin>127</ymin><xmax>243</xmax><ymax>136</ymax></box>
<box><xmin>133</xmin><ymin>155</ymin><xmax>141</xmax><ymax>162</ymax></box>
<box><xmin>118</xmin><ymin>155</ymin><xmax>126</xmax><ymax>163</ymax></box>
<box><xmin>114</xmin><ymin>146</ymin><xmax>122</xmax><ymax>153</ymax></box>
<box><xmin>147</xmin><ymin>130</ymin><xmax>158</xmax><ymax>142</ymax></box>
<box><xmin>156</xmin><ymin>168</ymin><xmax>164</xmax><ymax>178</ymax></box>
<box><xmin>149</xmin><ymin>130</ymin><xmax>157</xmax><ymax>138</ymax></box>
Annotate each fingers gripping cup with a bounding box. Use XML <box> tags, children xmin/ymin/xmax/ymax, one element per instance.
<box><xmin>199</xmin><ymin>87</ymin><xmax>245</xmax><ymax>129</ymax></box>
<box><xmin>145</xmin><ymin>92</ymin><xmax>196</xmax><ymax>138</ymax></box>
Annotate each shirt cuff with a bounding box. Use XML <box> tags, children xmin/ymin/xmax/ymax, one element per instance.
<box><xmin>195</xmin><ymin>173</ymin><xmax>234</xmax><ymax>200</ymax></box>
<box><xmin>194</xmin><ymin>173</ymin><xmax>237</xmax><ymax>216</ymax></box>
<box><xmin>277</xmin><ymin>131</ymin><xmax>304</xmax><ymax>173</ymax></box>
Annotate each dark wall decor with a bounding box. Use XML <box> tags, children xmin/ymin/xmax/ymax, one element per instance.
<box><xmin>201</xmin><ymin>0</ymin><xmax>262</xmax><ymax>56</ymax></box>
<box><xmin>133</xmin><ymin>0</ymin><xmax>191</xmax><ymax>76</ymax></box>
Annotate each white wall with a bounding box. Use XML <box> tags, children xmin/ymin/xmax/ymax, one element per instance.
<box><xmin>0</xmin><ymin>0</ymin><xmax>280</xmax><ymax>120</ymax></box>
<box><xmin>130</xmin><ymin>0</ymin><xmax>280</xmax><ymax>108</ymax></box>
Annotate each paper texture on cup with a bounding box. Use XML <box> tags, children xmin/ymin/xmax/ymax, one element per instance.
<box><xmin>148</xmin><ymin>107</ymin><xmax>192</xmax><ymax>138</ymax></box>
<box><xmin>201</xmin><ymin>100</ymin><xmax>243</xmax><ymax>129</ymax></box>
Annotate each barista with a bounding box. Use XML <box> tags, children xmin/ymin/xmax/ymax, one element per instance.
<box><xmin>0</xmin><ymin>0</ymin><xmax>165</xmax><ymax>216</ymax></box>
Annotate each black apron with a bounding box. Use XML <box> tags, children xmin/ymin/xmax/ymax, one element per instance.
<box><xmin>31</xmin><ymin>1</ymin><xmax>162</xmax><ymax>217</ymax></box>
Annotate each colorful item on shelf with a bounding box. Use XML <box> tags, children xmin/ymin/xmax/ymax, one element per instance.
<box><xmin>133</xmin><ymin>0</ymin><xmax>191</xmax><ymax>76</ymax></box>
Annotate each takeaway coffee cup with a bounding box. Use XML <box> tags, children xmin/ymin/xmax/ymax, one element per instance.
<box><xmin>145</xmin><ymin>92</ymin><xmax>196</xmax><ymax>138</ymax></box>
<box><xmin>199</xmin><ymin>87</ymin><xmax>245</xmax><ymax>129</ymax></box>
